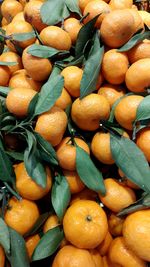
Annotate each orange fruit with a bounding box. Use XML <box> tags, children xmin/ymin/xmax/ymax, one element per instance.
<box><xmin>63</xmin><ymin>200</ymin><xmax>108</xmax><ymax>249</ymax></box>
<box><xmin>83</xmin><ymin>0</ymin><xmax>111</xmax><ymax>28</ymax></box>
<box><xmin>0</xmin><ymin>51</ymin><xmax>23</xmax><ymax>74</ymax></box>
<box><xmin>1</xmin><ymin>17</ymin><xmax>8</xmax><ymax>26</ymax></box>
<box><xmin>0</xmin><ymin>246</ymin><xmax>5</xmax><ymax>267</ymax></box>
<box><xmin>61</xmin><ymin>66</ymin><xmax>83</xmax><ymax>97</ymax></box>
<box><xmin>35</xmin><ymin>106</ymin><xmax>68</xmax><ymax>147</ymax></box>
<box><xmin>55</xmin><ymin>88</ymin><xmax>72</xmax><ymax>110</ymax></box>
<box><xmin>70</xmin><ymin>188</ymin><xmax>98</xmax><ymax>205</ymax></box>
<box><xmin>15</xmin><ymin>162</ymin><xmax>52</xmax><ymax>200</ymax></box>
<box><xmin>125</xmin><ymin>58</ymin><xmax>150</xmax><ymax>93</ymax></box>
<box><xmin>52</xmin><ymin>245</ymin><xmax>98</xmax><ymax>267</ymax></box>
<box><xmin>56</xmin><ymin>137</ymin><xmax>90</xmax><ymax>171</ymax></box>
<box><xmin>109</xmin><ymin>0</ymin><xmax>133</xmax><ymax>10</ymax></box>
<box><xmin>136</xmin><ymin>128</ymin><xmax>150</xmax><ymax>163</ymax></box>
<box><xmin>128</xmin><ymin>8</ymin><xmax>144</xmax><ymax>33</ymax></box>
<box><xmin>4</xmin><ymin>197</ymin><xmax>40</xmax><ymax>235</ymax></box>
<box><xmin>99</xmin><ymin>178</ymin><xmax>136</xmax><ymax>212</ymax></box>
<box><xmin>108</xmin><ymin>236</ymin><xmax>146</xmax><ymax>267</ymax></box>
<box><xmin>6</xmin><ymin>87</ymin><xmax>37</xmax><ymax>117</ymax></box>
<box><xmin>90</xmin><ymin>249</ymin><xmax>103</xmax><ymax>267</ymax></box>
<box><xmin>114</xmin><ymin>95</ymin><xmax>144</xmax><ymax>130</ymax></box>
<box><xmin>71</xmin><ymin>93</ymin><xmax>110</xmax><ymax>131</ymax></box>
<box><xmin>127</xmin><ymin>40</ymin><xmax>150</xmax><ymax>64</ymax></box>
<box><xmin>12</xmin><ymin>11</ymin><xmax>25</xmax><ymax>22</ymax></box>
<box><xmin>40</xmin><ymin>26</ymin><xmax>72</xmax><ymax>51</ymax></box>
<box><xmin>118</xmin><ymin>168</ymin><xmax>140</xmax><ymax>189</ymax></box>
<box><xmin>63</xmin><ymin>170</ymin><xmax>85</xmax><ymax>194</ymax></box>
<box><xmin>1</xmin><ymin>0</ymin><xmax>23</xmax><ymax>22</ymax></box>
<box><xmin>23</xmin><ymin>0</ymin><xmax>46</xmax><ymax>32</ymax></box>
<box><xmin>43</xmin><ymin>214</ymin><xmax>60</xmax><ymax>233</ymax></box>
<box><xmin>9</xmin><ymin>69</ymin><xmax>42</xmax><ymax>92</ymax></box>
<box><xmin>0</xmin><ymin>65</ymin><xmax>10</xmax><ymax>86</ymax></box>
<box><xmin>98</xmin><ymin>83</ymin><xmax>125</xmax><ymax>107</ymax></box>
<box><xmin>25</xmin><ymin>234</ymin><xmax>40</xmax><ymax>260</ymax></box>
<box><xmin>22</xmin><ymin>45</ymin><xmax>52</xmax><ymax>81</ymax></box>
<box><xmin>64</xmin><ymin>18</ymin><xmax>82</xmax><ymax>44</ymax></box>
<box><xmin>6</xmin><ymin>21</ymin><xmax>36</xmax><ymax>52</ymax></box>
<box><xmin>101</xmin><ymin>49</ymin><xmax>129</xmax><ymax>85</ymax></box>
<box><xmin>100</xmin><ymin>9</ymin><xmax>135</xmax><ymax>48</ymax></box>
<box><xmin>108</xmin><ymin>213</ymin><xmax>124</xmax><ymax>237</ymax></box>
<box><xmin>97</xmin><ymin>231</ymin><xmax>113</xmax><ymax>256</ymax></box>
<box><xmin>138</xmin><ymin>10</ymin><xmax>150</xmax><ymax>28</ymax></box>
<box><xmin>96</xmin><ymin>71</ymin><xmax>104</xmax><ymax>89</ymax></box>
<box><xmin>78</xmin><ymin>0</ymin><xmax>93</xmax><ymax>12</ymax></box>
<box><xmin>123</xmin><ymin>210</ymin><xmax>150</xmax><ymax>262</ymax></box>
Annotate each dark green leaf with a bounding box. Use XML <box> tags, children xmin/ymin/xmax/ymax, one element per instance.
<box><xmin>0</xmin><ymin>41</ymin><xmax>4</xmax><ymax>55</ymax></box>
<box><xmin>27</xmin><ymin>44</ymin><xmax>67</xmax><ymax>58</ymax></box>
<box><xmin>12</xmin><ymin>31</ymin><xmax>36</xmax><ymax>41</ymax></box>
<box><xmin>9</xmin><ymin>228</ymin><xmax>30</xmax><ymax>267</ymax></box>
<box><xmin>27</xmin><ymin>93</ymin><xmax>39</xmax><ymax>119</ymax></box>
<box><xmin>6</xmin><ymin>151</ymin><xmax>24</xmax><ymax>161</ymax></box>
<box><xmin>24</xmin><ymin>131</ymin><xmax>47</xmax><ymax>188</ymax></box>
<box><xmin>76</xmin><ymin>146</ymin><xmax>106</xmax><ymax>195</ymax></box>
<box><xmin>0</xmin><ymin>61</ymin><xmax>17</xmax><ymax>66</ymax></box>
<box><xmin>108</xmin><ymin>94</ymin><xmax>130</xmax><ymax>123</ymax></box>
<box><xmin>35</xmin><ymin>132</ymin><xmax>58</xmax><ymax>166</ymax></box>
<box><xmin>56</xmin><ymin>54</ymin><xmax>84</xmax><ymax>68</ymax></box>
<box><xmin>118</xmin><ymin>30</ymin><xmax>150</xmax><ymax>52</ymax></box>
<box><xmin>32</xmin><ymin>226</ymin><xmax>64</xmax><ymax>261</ymax></box>
<box><xmin>40</xmin><ymin>0</ymin><xmax>66</xmax><ymax>25</ymax></box>
<box><xmin>110</xmin><ymin>134</ymin><xmax>150</xmax><ymax>193</ymax></box>
<box><xmin>0</xmin><ymin>86</ymin><xmax>11</xmax><ymax>97</ymax></box>
<box><xmin>65</xmin><ymin>0</ymin><xmax>81</xmax><ymax>16</ymax></box>
<box><xmin>0</xmin><ymin>218</ymin><xmax>10</xmax><ymax>254</ymax></box>
<box><xmin>80</xmin><ymin>33</ymin><xmax>104</xmax><ymax>98</ymax></box>
<box><xmin>136</xmin><ymin>95</ymin><xmax>150</xmax><ymax>122</ymax></box>
<box><xmin>34</xmin><ymin>74</ymin><xmax>64</xmax><ymax>116</ymax></box>
<box><xmin>75</xmin><ymin>15</ymin><xmax>99</xmax><ymax>56</ymax></box>
<box><xmin>51</xmin><ymin>175</ymin><xmax>71</xmax><ymax>220</ymax></box>
<box><xmin>0</xmin><ymin>148</ymin><xmax>15</xmax><ymax>184</ymax></box>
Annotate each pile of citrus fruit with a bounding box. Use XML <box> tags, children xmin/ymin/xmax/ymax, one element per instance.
<box><xmin>0</xmin><ymin>0</ymin><xmax>150</xmax><ymax>266</ymax></box>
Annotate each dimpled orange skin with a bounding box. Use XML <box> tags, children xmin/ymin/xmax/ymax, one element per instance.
<box><xmin>125</xmin><ymin>58</ymin><xmax>150</xmax><ymax>93</ymax></box>
<box><xmin>123</xmin><ymin>210</ymin><xmax>150</xmax><ymax>262</ymax></box>
<box><xmin>35</xmin><ymin>106</ymin><xmax>68</xmax><ymax>147</ymax></box>
<box><xmin>23</xmin><ymin>0</ymin><xmax>46</xmax><ymax>32</ymax></box>
<box><xmin>0</xmin><ymin>246</ymin><xmax>5</xmax><ymax>267</ymax></box>
<box><xmin>40</xmin><ymin>26</ymin><xmax>72</xmax><ymax>51</ymax></box>
<box><xmin>22</xmin><ymin>45</ymin><xmax>52</xmax><ymax>81</ymax></box>
<box><xmin>71</xmin><ymin>94</ymin><xmax>110</xmax><ymax>131</ymax></box>
<box><xmin>0</xmin><ymin>51</ymin><xmax>23</xmax><ymax>74</ymax></box>
<box><xmin>127</xmin><ymin>40</ymin><xmax>150</xmax><ymax>64</ymax></box>
<box><xmin>4</xmin><ymin>197</ymin><xmax>40</xmax><ymax>235</ymax></box>
<box><xmin>114</xmin><ymin>95</ymin><xmax>144</xmax><ymax>130</ymax></box>
<box><xmin>98</xmin><ymin>83</ymin><xmax>125</xmax><ymax>107</ymax></box>
<box><xmin>56</xmin><ymin>137</ymin><xmax>90</xmax><ymax>171</ymax></box>
<box><xmin>97</xmin><ymin>231</ymin><xmax>113</xmax><ymax>256</ymax></box>
<box><xmin>43</xmin><ymin>214</ymin><xmax>59</xmax><ymax>233</ymax></box>
<box><xmin>63</xmin><ymin>200</ymin><xmax>108</xmax><ymax>249</ymax></box>
<box><xmin>109</xmin><ymin>0</ymin><xmax>133</xmax><ymax>10</ymax></box>
<box><xmin>55</xmin><ymin>88</ymin><xmax>72</xmax><ymax>110</ymax></box>
<box><xmin>52</xmin><ymin>245</ymin><xmax>96</xmax><ymax>267</ymax></box>
<box><xmin>1</xmin><ymin>0</ymin><xmax>23</xmax><ymax>22</ymax></box>
<box><xmin>128</xmin><ymin>8</ymin><xmax>144</xmax><ymax>33</ymax></box>
<box><xmin>108</xmin><ymin>237</ymin><xmax>147</xmax><ymax>267</ymax></box>
<box><xmin>25</xmin><ymin>234</ymin><xmax>40</xmax><ymax>260</ymax></box>
<box><xmin>61</xmin><ymin>66</ymin><xmax>83</xmax><ymax>97</ymax></box>
<box><xmin>91</xmin><ymin>132</ymin><xmax>115</xmax><ymax>165</ymax></box>
<box><xmin>99</xmin><ymin>178</ymin><xmax>136</xmax><ymax>213</ymax></box>
<box><xmin>100</xmin><ymin>9</ymin><xmax>135</xmax><ymax>48</ymax></box>
<box><xmin>108</xmin><ymin>213</ymin><xmax>124</xmax><ymax>237</ymax></box>
<box><xmin>6</xmin><ymin>87</ymin><xmax>37</xmax><ymax>117</ymax></box>
<box><xmin>0</xmin><ymin>65</ymin><xmax>10</xmax><ymax>86</ymax></box>
<box><xmin>136</xmin><ymin>128</ymin><xmax>150</xmax><ymax>162</ymax></box>
<box><xmin>15</xmin><ymin>162</ymin><xmax>52</xmax><ymax>200</ymax></box>
<box><xmin>101</xmin><ymin>49</ymin><xmax>129</xmax><ymax>85</ymax></box>
<box><xmin>70</xmin><ymin>188</ymin><xmax>98</xmax><ymax>205</ymax></box>
<box><xmin>83</xmin><ymin>0</ymin><xmax>111</xmax><ymax>28</ymax></box>
<box><xmin>62</xmin><ymin>170</ymin><xmax>85</xmax><ymax>194</ymax></box>
<box><xmin>90</xmin><ymin>249</ymin><xmax>103</xmax><ymax>267</ymax></box>
<box><xmin>64</xmin><ymin>18</ymin><xmax>82</xmax><ymax>44</ymax></box>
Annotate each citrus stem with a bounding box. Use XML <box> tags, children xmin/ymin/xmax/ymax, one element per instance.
<box><xmin>86</xmin><ymin>215</ymin><xmax>92</xmax><ymax>222</ymax></box>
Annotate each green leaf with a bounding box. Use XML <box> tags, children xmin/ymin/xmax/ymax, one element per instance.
<box><xmin>27</xmin><ymin>44</ymin><xmax>68</xmax><ymax>58</ymax></box>
<box><xmin>118</xmin><ymin>30</ymin><xmax>150</xmax><ymax>52</ymax></box>
<box><xmin>136</xmin><ymin>95</ymin><xmax>150</xmax><ymax>122</ymax></box>
<box><xmin>75</xmin><ymin>15</ymin><xmax>99</xmax><ymax>56</ymax></box>
<box><xmin>40</xmin><ymin>0</ymin><xmax>67</xmax><ymax>25</ymax></box>
<box><xmin>27</xmin><ymin>93</ymin><xmax>39</xmax><ymax>119</ymax></box>
<box><xmin>0</xmin><ymin>147</ymin><xmax>15</xmax><ymax>184</ymax></box>
<box><xmin>9</xmin><ymin>228</ymin><xmax>30</xmax><ymax>267</ymax></box>
<box><xmin>0</xmin><ymin>41</ymin><xmax>4</xmax><ymax>55</ymax></box>
<box><xmin>51</xmin><ymin>175</ymin><xmax>71</xmax><ymax>220</ymax></box>
<box><xmin>24</xmin><ymin>131</ymin><xmax>47</xmax><ymax>188</ymax></box>
<box><xmin>6</xmin><ymin>151</ymin><xmax>24</xmax><ymax>161</ymax></box>
<box><xmin>110</xmin><ymin>134</ymin><xmax>150</xmax><ymax>193</ymax></box>
<box><xmin>34</xmin><ymin>74</ymin><xmax>64</xmax><ymax>116</ymax></box>
<box><xmin>12</xmin><ymin>31</ymin><xmax>36</xmax><ymax>41</ymax></box>
<box><xmin>0</xmin><ymin>218</ymin><xmax>10</xmax><ymax>254</ymax></box>
<box><xmin>0</xmin><ymin>61</ymin><xmax>17</xmax><ymax>66</ymax></box>
<box><xmin>32</xmin><ymin>226</ymin><xmax>64</xmax><ymax>261</ymax></box>
<box><xmin>76</xmin><ymin>146</ymin><xmax>106</xmax><ymax>195</ymax></box>
<box><xmin>65</xmin><ymin>0</ymin><xmax>82</xmax><ymax>16</ymax></box>
<box><xmin>80</xmin><ymin>32</ymin><xmax>104</xmax><ymax>99</ymax></box>
<box><xmin>0</xmin><ymin>86</ymin><xmax>11</xmax><ymax>97</ymax></box>
<box><xmin>108</xmin><ymin>95</ymin><xmax>126</xmax><ymax>123</ymax></box>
